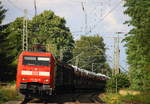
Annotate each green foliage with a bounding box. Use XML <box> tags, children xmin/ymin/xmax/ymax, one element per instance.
<box><xmin>3</xmin><ymin>18</ymin><xmax>23</xmax><ymax>63</ymax></box>
<box><xmin>30</xmin><ymin>11</ymin><xmax>74</xmax><ymax>62</ymax></box>
<box><xmin>123</xmin><ymin>0</ymin><xmax>150</xmax><ymax>90</ymax></box>
<box><xmin>0</xmin><ymin>2</ymin><xmax>7</xmax><ymax>55</ymax></box>
<box><xmin>0</xmin><ymin>1</ymin><xmax>6</xmax><ymax>24</ymax></box>
<box><xmin>0</xmin><ymin>2</ymin><xmax>13</xmax><ymax>82</ymax></box>
<box><xmin>73</xmin><ymin>35</ymin><xmax>110</xmax><ymax>74</ymax></box>
<box><xmin>106</xmin><ymin>73</ymin><xmax>130</xmax><ymax>93</ymax></box>
<box><xmin>0</xmin><ymin>23</ymin><xmax>20</xmax><ymax>81</ymax></box>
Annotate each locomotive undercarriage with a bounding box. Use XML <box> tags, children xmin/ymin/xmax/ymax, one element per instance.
<box><xmin>19</xmin><ymin>82</ymin><xmax>53</xmax><ymax>97</ymax></box>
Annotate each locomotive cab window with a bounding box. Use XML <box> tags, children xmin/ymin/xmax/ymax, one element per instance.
<box><xmin>23</xmin><ymin>56</ymin><xmax>50</xmax><ymax>66</ymax></box>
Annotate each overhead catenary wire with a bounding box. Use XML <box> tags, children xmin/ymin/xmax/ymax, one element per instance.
<box><xmin>87</xmin><ymin>0</ymin><xmax>123</xmax><ymax>34</ymax></box>
<box><xmin>69</xmin><ymin>0</ymin><xmax>105</xmax><ymax>35</ymax></box>
<box><xmin>6</xmin><ymin>0</ymin><xmax>24</xmax><ymax>11</ymax></box>
<box><xmin>5</xmin><ymin>0</ymin><xmax>33</xmax><ymax>16</ymax></box>
<box><xmin>72</xmin><ymin>0</ymin><xmax>123</xmax><ymax>37</ymax></box>
<box><xmin>1</xmin><ymin>0</ymin><xmax>16</xmax><ymax>23</ymax></box>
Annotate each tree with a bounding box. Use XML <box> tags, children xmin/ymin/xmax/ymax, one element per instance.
<box><xmin>3</xmin><ymin>18</ymin><xmax>24</xmax><ymax>63</ymax></box>
<box><xmin>73</xmin><ymin>35</ymin><xmax>111</xmax><ymax>74</ymax></box>
<box><xmin>0</xmin><ymin>1</ymin><xmax>7</xmax><ymax>51</ymax></box>
<box><xmin>0</xmin><ymin>1</ymin><xmax>6</xmax><ymax>24</ymax></box>
<box><xmin>0</xmin><ymin>3</ymin><xmax>16</xmax><ymax>81</ymax></box>
<box><xmin>124</xmin><ymin>0</ymin><xmax>150</xmax><ymax>90</ymax></box>
<box><xmin>30</xmin><ymin>11</ymin><xmax>74</xmax><ymax>62</ymax></box>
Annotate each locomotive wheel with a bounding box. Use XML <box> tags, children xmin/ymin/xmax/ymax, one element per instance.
<box><xmin>25</xmin><ymin>95</ymin><xmax>32</xmax><ymax>101</ymax></box>
<box><xmin>20</xmin><ymin>95</ymin><xmax>32</xmax><ymax>104</ymax></box>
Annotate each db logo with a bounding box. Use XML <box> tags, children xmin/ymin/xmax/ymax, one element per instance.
<box><xmin>32</xmin><ymin>71</ymin><xmax>39</xmax><ymax>75</ymax></box>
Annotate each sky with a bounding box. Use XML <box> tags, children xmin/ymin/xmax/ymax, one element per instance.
<box><xmin>1</xmin><ymin>0</ymin><xmax>131</xmax><ymax>71</ymax></box>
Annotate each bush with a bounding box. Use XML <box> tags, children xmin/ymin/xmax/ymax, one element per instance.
<box><xmin>0</xmin><ymin>84</ymin><xmax>20</xmax><ymax>103</ymax></box>
<box><xmin>106</xmin><ymin>73</ymin><xmax>130</xmax><ymax>93</ymax></box>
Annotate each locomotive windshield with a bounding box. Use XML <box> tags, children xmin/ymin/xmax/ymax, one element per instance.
<box><xmin>23</xmin><ymin>56</ymin><xmax>50</xmax><ymax>66</ymax></box>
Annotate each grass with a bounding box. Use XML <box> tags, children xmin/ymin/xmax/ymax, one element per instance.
<box><xmin>0</xmin><ymin>84</ymin><xmax>22</xmax><ymax>104</ymax></box>
<box><xmin>119</xmin><ymin>89</ymin><xmax>141</xmax><ymax>96</ymax></box>
<box><xmin>121</xmin><ymin>92</ymin><xmax>150</xmax><ymax>104</ymax></box>
<box><xmin>101</xmin><ymin>93</ymin><xmax>123</xmax><ymax>104</ymax></box>
<box><xmin>101</xmin><ymin>89</ymin><xmax>150</xmax><ymax>104</ymax></box>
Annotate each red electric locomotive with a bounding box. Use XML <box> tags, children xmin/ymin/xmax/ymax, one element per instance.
<box><xmin>16</xmin><ymin>51</ymin><xmax>109</xmax><ymax>98</ymax></box>
<box><xmin>16</xmin><ymin>51</ymin><xmax>55</xmax><ymax>96</ymax></box>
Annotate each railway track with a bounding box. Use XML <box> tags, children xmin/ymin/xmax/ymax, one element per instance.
<box><xmin>5</xmin><ymin>91</ymin><xmax>106</xmax><ymax>104</ymax></box>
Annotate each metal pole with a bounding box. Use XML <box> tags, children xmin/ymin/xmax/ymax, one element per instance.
<box><xmin>75</xmin><ymin>56</ymin><xmax>79</xmax><ymax>67</ymax></box>
<box><xmin>116</xmin><ymin>34</ymin><xmax>120</xmax><ymax>74</ymax></box>
<box><xmin>23</xmin><ymin>15</ymin><xmax>25</xmax><ymax>51</ymax></box>
<box><xmin>116</xmin><ymin>77</ymin><xmax>117</xmax><ymax>93</ymax></box>
<box><xmin>113</xmin><ymin>37</ymin><xmax>117</xmax><ymax>75</ymax></box>
<box><xmin>81</xmin><ymin>2</ymin><xmax>88</xmax><ymax>35</ymax></box>
<box><xmin>92</xmin><ymin>63</ymin><xmax>94</xmax><ymax>72</ymax></box>
<box><xmin>60</xmin><ymin>49</ymin><xmax>63</xmax><ymax>61</ymax></box>
<box><xmin>25</xmin><ymin>14</ymin><xmax>28</xmax><ymax>51</ymax></box>
<box><xmin>22</xmin><ymin>9</ymin><xmax>28</xmax><ymax>51</ymax></box>
<box><xmin>113</xmin><ymin>33</ymin><xmax>120</xmax><ymax>75</ymax></box>
<box><xmin>34</xmin><ymin>0</ymin><xmax>37</xmax><ymax>16</ymax></box>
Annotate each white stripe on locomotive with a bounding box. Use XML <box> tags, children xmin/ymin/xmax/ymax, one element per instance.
<box><xmin>21</xmin><ymin>71</ymin><xmax>50</xmax><ymax>76</ymax></box>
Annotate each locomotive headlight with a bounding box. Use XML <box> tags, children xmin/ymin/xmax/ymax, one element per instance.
<box><xmin>43</xmin><ymin>79</ymin><xmax>49</xmax><ymax>81</ymax></box>
<box><xmin>22</xmin><ymin>78</ymin><xmax>27</xmax><ymax>81</ymax></box>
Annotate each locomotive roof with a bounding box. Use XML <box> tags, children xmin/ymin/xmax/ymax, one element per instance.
<box><xmin>20</xmin><ymin>51</ymin><xmax>53</xmax><ymax>56</ymax></box>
